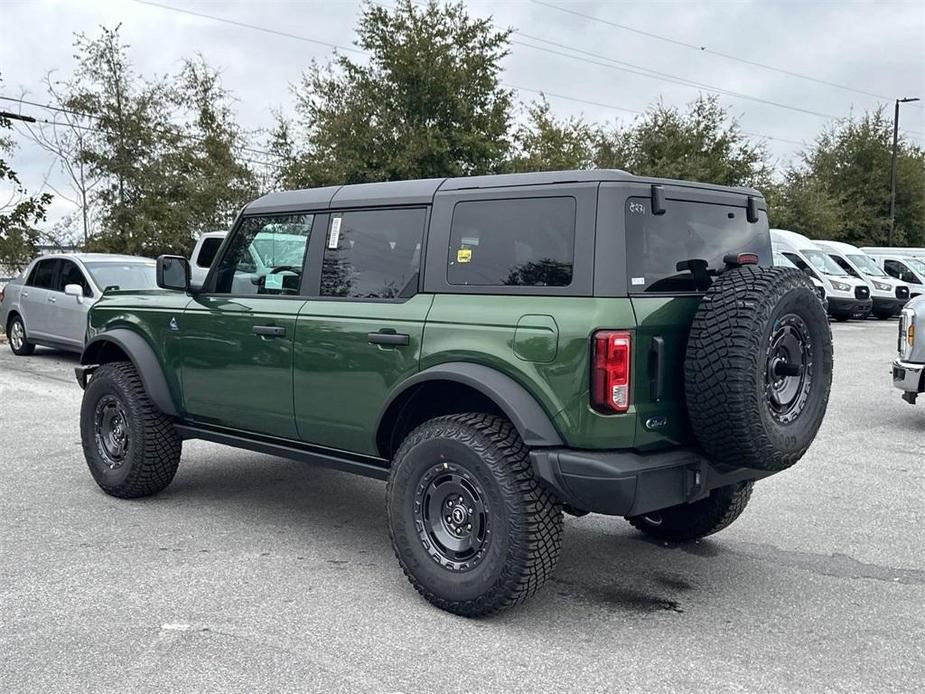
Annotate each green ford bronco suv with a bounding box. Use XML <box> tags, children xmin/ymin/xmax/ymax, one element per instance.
<box><xmin>76</xmin><ymin>170</ymin><xmax>833</xmax><ymax>616</ymax></box>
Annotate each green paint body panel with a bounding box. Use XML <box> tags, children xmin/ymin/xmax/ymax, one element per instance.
<box><xmin>421</xmin><ymin>295</ymin><xmax>638</xmax><ymax>450</ymax></box>
<box><xmin>293</xmin><ymin>294</ymin><xmax>434</xmax><ymax>455</ymax></box>
<box><xmin>513</xmin><ymin>314</ymin><xmax>559</xmax><ymax>363</ymax></box>
<box><xmin>629</xmin><ymin>296</ymin><xmax>701</xmax><ymax>450</ymax></box>
<box><xmin>180</xmin><ymin>296</ymin><xmax>304</xmax><ymax>439</ymax></box>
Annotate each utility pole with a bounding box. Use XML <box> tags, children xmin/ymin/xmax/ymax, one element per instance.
<box><xmin>889</xmin><ymin>96</ymin><xmax>920</xmax><ymax>246</ymax></box>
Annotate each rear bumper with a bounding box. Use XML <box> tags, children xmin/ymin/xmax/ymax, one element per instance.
<box><xmin>828</xmin><ymin>296</ymin><xmax>872</xmax><ymax>317</ymax></box>
<box><xmin>530</xmin><ymin>447</ymin><xmax>773</xmax><ymax>517</ymax></box>
<box><xmin>892</xmin><ymin>359</ymin><xmax>923</xmax><ymax>404</ymax></box>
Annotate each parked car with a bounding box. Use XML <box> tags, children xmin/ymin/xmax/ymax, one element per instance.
<box><xmin>861</xmin><ymin>249</ymin><xmax>925</xmax><ymax>298</ymax></box>
<box><xmin>815</xmin><ymin>240</ymin><xmax>909</xmax><ymax>319</ymax></box>
<box><xmin>75</xmin><ymin>171</ymin><xmax>833</xmax><ymax>616</ymax></box>
<box><xmin>773</xmin><ymin>251</ymin><xmax>828</xmax><ymax>312</ymax></box>
<box><xmin>771</xmin><ymin>229</ymin><xmax>872</xmax><ymax>320</ymax></box>
<box><xmin>893</xmin><ymin>294</ymin><xmax>925</xmax><ymax>404</ymax></box>
<box><xmin>189</xmin><ymin>231</ymin><xmax>227</xmax><ymax>287</ymax></box>
<box><xmin>1</xmin><ymin>254</ymin><xmax>156</xmax><ymax>355</ymax></box>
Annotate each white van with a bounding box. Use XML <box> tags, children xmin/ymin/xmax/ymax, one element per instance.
<box><xmin>773</xmin><ymin>251</ymin><xmax>828</xmax><ymax>311</ymax></box>
<box><xmin>771</xmin><ymin>229</ymin><xmax>872</xmax><ymax>320</ymax></box>
<box><xmin>815</xmin><ymin>240</ymin><xmax>910</xmax><ymax>319</ymax></box>
<box><xmin>860</xmin><ymin>248</ymin><xmax>925</xmax><ymax>297</ymax></box>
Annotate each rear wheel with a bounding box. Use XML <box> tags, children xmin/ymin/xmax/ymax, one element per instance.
<box><xmin>627</xmin><ymin>482</ymin><xmax>753</xmax><ymax>542</ymax></box>
<box><xmin>80</xmin><ymin>361</ymin><xmax>181</xmax><ymax>498</ymax></box>
<box><xmin>7</xmin><ymin>315</ymin><xmax>35</xmax><ymax>356</ymax></box>
<box><xmin>387</xmin><ymin>413</ymin><xmax>563</xmax><ymax>617</ymax></box>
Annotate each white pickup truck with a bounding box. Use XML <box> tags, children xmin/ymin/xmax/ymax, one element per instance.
<box><xmin>189</xmin><ymin>231</ymin><xmax>228</xmax><ymax>286</ymax></box>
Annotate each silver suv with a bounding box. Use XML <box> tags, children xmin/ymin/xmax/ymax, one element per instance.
<box><xmin>893</xmin><ymin>294</ymin><xmax>925</xmax><ymax>404</ymax></box>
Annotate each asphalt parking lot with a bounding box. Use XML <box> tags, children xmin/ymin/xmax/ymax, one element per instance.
<box><xmin>0</xmin><ymin>319</ymin><xmax>922</xmax><ymax>693</ymax></box>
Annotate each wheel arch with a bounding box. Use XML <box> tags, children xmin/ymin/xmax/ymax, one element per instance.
<box><xmin>375</xmin><ymin>362</ymin><xmax>563</xmax><ymax>459</ymax></box>
<box><xmin>81</xmin><ymin>329</ymin><xmax>178</xmax><ymax>417</ymax></box>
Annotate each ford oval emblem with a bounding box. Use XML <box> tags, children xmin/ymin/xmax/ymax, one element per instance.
<box><xmin>646</xmin><ymin>415</ymin><xmax>668</xmax><ymax>430</ymax></box>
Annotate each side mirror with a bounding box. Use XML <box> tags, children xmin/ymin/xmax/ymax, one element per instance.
<box><xmin>64</xmin><ymin>283</ymin><xmax>84</xmax><ymax>299</ymax></box>
<box><xmin>156</xmin><ymin>255</ymin><xmax>191</xmax><ymax>292</ymax></box>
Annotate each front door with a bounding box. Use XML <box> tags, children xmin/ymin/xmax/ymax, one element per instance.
<box><xmin>180</xmin><ymin>213</ymin><xmax>316</xmax><ymax>439</ymax></box>
<box><xmin>294</xmin><ymin>207</ymin><xmax>431</xmax><ymax>455</ymax></box>
<box><xmin>54</xmin><ymin>259</ymin><xmax>94</xmax><ymax>349</ymax></box>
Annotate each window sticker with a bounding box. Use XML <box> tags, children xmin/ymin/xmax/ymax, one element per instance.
<box><xmin>328</xmin><ymin>217</ymin><xmax>342</xmax><ymax>249</ymax></box>
<box><xmin>264</xmin><ymin>273</ymin><xmax>284</xmax><ymax>290</ymax></box>
<box><xmin>457</xmin><ymin>248</ymin><xmax>473</xmax><ymax>263</ymax></box>
<box><xmin>631</xmin><ymin>277</ymin><xmax>646</xmax><ymax>285</ymax></box>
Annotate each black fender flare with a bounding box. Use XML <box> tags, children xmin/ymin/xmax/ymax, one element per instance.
<box><xmin>377</xmin><ymin>362</ymin><xmax>564</xmax><ymax>452</ymax></box>
<box><xmin>80</xmin><ymin>329</ymin><xmax>178</xmax><ymax>417</ymax></box>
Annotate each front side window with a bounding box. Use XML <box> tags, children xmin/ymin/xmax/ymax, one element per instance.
<box><xmin>782</xmin><ymin>252</ymin><xmax>820</xmax><ymax>281</ymax></box>
<box><xmin>321</xmin><ymin>208</ymin><xmax>426</xmax><ymax>299</ymax></box>
<box><xmin>625</xmin><ymin>197</ymin><xmax>771</xmax><ymax>293</ymax></box>
<box><xmin>884</xmin><ymin>259</ymin><xmax>923</xmax><ymax>285</ymax></box>
<box><xmin>213</xmin><ymin>214</ymin><xmax>313</xmax><ymax>295</ymax></box>
<box><xmin>447</xmin><ymin>197</ymin><xmax>575</xmax><ymax>287</ymax></box>
<box><xmin>829</xmin><ymin>255</ymin><xmax>861</xmax><ymax>278</ymax></box>
<box><xmin>58</xmin><ymin>260</ymin><xmax>92</xmax><ymax>296</ymax></box>
<box><xmin>27</xmin><ymin>259</ymin><xmax>59</xmax><ymax>289</ymax></box>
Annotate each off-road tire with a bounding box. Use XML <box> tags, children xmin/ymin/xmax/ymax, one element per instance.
<box><xmin>685</xmin><ymin>266</ymin><xmax>833</xmax><ymax>473</ymax></box>
<box><xmin>80</xmin><ymin>361</ymin><xmax>181</xmax><ymax>498</ymax></box>
<box><xmin>7</xmin><ymin>314</ymin><xmax>35</xmax><ymax>356</ymax></box>
<box><xmin>627</xmin><ymin>482</ymin><xmax>753</xmax><ymax>542</ymax></box>
<box><xmin>387</xmin><ymin>413</ymin><xmax>563</xmax><ymax>617</ymax></box>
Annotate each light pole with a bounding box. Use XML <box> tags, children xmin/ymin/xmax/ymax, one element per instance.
<box><xmin>889</xmin><ymin>96</ymin><xmax>920</xmax><ymax>246</ymax></box>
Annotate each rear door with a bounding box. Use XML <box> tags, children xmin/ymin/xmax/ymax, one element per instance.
<box><xmin>623</xmin><ymin>190</ymin><xmax>772</xmax><ymax>448</ymax></box>
<box><xmin>180</xmin><ymin>213</ymin><xmax>315</xmax><ymax>439</ymax></box>
<box><xmin>21</xmin><ymin>259</ymin><xmax>60</xmax><ymax>338</ymax></box>
<box><xmin>293</xmin><ymin>207</ymin><xmax>430</xmax><ymax>455</ymax></box>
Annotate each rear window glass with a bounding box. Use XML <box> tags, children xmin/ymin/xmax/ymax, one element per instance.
<box><xmin>625</xmin><ymin>197</ymin><xmax>771</xmax><ymax>293</ymax></box>
<box><xmin>27</xmin><ymin>259</ymin><xmax>59</xmax><ymax>289</ymax></box>
<box><xmin>447</xmin><ymin>197</ymin><xmax>575</xmax><ymax>287</ymax></box>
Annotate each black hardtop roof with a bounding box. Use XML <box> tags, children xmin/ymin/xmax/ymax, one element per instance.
<box><xmin>245</xmin><ymin>170</ymin><xmax>762</xmax><ymax>214</ymax></box>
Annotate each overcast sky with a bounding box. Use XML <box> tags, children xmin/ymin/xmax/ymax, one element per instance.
<box><xmin>2</xmin><ymin>0</ymin><xmax>924</xmax><ymax>233</ymax></box>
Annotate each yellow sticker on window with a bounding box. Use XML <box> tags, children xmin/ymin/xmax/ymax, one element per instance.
<box><xmin>457</xmin><ymin>248</ymin><xmax>472</xmax><ymax>263</ymax></box>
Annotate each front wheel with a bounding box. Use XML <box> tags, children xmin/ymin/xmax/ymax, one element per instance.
<box><xmin>627</xmin><ymin>482</ymin><xmax>754</xmax><ymax>542</ymax></box>
<box><xmin>386</xmin><ymin>413</ymin><xmax>563</xmax><ymax>617</ymax></box>
<box><xmin>872</xmin><ymin>309</ymin><xmax>895</xmax><ymax>320</ymax></box>
<box><xmin>8</xmin><ymin>315</ymin><xmax>35</xmax><ymax>356</ymax></box>
<box><xmin>80</xmin><ymin>361</ymin><xmax>182</xmax><ymax>498</ymax></box>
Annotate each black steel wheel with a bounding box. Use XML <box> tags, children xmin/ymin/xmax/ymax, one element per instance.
<box><xmin>80</xmin><ymin>361</ymin><xmax>181</xmax><ymax>498</ymax></box>
<box><xmin>387</xmin><ymin>413</ymin><xmax>563</xmax><ymax>617</ymax></box>
<box><xmin>764</xmin><ymin>314</ymin><xmax>813</xmax><ymax>425</ymax></box>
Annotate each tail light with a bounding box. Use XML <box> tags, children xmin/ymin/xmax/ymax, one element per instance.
<box><xmin>591</xmin><ymin>330</ymin><xmax>631</xmax><ymax>414</ymax></box>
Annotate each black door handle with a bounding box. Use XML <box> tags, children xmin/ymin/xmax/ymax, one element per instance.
<box><xmin>253</xmin><ymin>325</ymin><xmax>286</xmax><ymax>338</ymax></box>
<box><xmin>368</xmin><ymin>331</ymin><xmax>410</xmax><ymax>346</ymax></box>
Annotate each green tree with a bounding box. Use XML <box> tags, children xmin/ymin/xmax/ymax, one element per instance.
<box><xmin>277</xmin><ymin>0</ymin><xmax>513</xmax><ymax>187</ymax></box>
<box><xmin>770</xmin><ymin>108</ymin><xmax>925</xmax><ymax>246</ymax></box>
<box><xmin>0</xmin><ymin>106</ymin><xmax>54</xmax><ymax>274</ymax></box>
<box><xmin>509</xmin><ymin>98</ymin><xmax>597</xmax><ymax>172</ymax></box>
<box><xmin>596</xmin><ymin>96</ymin><xmax>772</xmax><ymax>188</ymax></box>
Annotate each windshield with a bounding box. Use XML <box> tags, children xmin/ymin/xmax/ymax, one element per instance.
<box><xmin>846</xmin><ymin>253</ymin><xmax>887</xmax><ymax>277</ymax></box>
<box><xmin>84</xmin><ymin>262</ymin><xmax>157</xmax><ymax>291</ymax></box>
<box><xmin>802</xmin><ymin>249</ymin><xmax>848</xmax><ymax>276</ymax></box>
<box><xmin>626</xmin><ymin>197</ymin><xmax>772</xmax><ymax>293</ymax></box>
<box><xmin>908</xmin><ymin>258</ymin><xmax>925</xmax><ymax>275</ymax></box>
<box><xmin>774</xmin><ymin>252</ymin><xmax>798</xmax><ymax>269</ymax></box>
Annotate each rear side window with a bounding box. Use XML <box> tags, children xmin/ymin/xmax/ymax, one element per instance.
<box><xmin>27</xmin><ymin>259</ymin><xmax>59</xmax><ymax>289</ymax></box>
<box><xmin>196</xmin><ymin>237</ymin><xmax>224</xmax><ymax>268</ymax></box>
<box><xmin>58</xmin><ymin>260</ymin><xmax>92</xmax><ymax>296</ymax></box>
<box><xmin>625</xmin><ymin>197</ymin><xmax>771</xmax><ymax>293</ymax></box>
<box><xmin>447</xmin><ymin>197</ymin><xmax>575</xmax><ymax>287</ymax></box>
<box><xmin>321</xmin><ymin>208</ymin><xmax>426</xmax><ymax>299</ymax></box>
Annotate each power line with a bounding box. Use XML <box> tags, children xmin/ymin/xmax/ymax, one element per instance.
<box><xmin>528</xmin><ymin>0</ymin><xmax>922</xmax><ymax>108</ymax></box>
<box><xmin>4</xmin><ymin>104</ymin><xmax>275</xmax><ymax>168</ymax></box>
<box><xmin>0</xmin><ymin>95</ymin><xmax>280</xmax><ymax>160</ymax></box>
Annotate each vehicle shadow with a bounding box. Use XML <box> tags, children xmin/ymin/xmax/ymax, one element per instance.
<box><xmin>155</xmin><ymin>446</ymin><xmax>779</xmax><ymax>620</ymax></box>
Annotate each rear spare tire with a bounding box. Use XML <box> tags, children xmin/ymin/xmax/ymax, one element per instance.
<box><xmin>684</xmin><ymin>266</ymin><xmax>832</xmax><ymax>472</ymax></box>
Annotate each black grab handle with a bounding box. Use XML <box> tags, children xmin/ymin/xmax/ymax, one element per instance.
<box><xmin>368</xmin><ymin>332</ymin><xmax>410</xmax><ymax>346</ymax></box>
<box><xmin>253</xmin><ymin>325</ymin><xmax>286</xmax><ymax>338</ymax></box>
